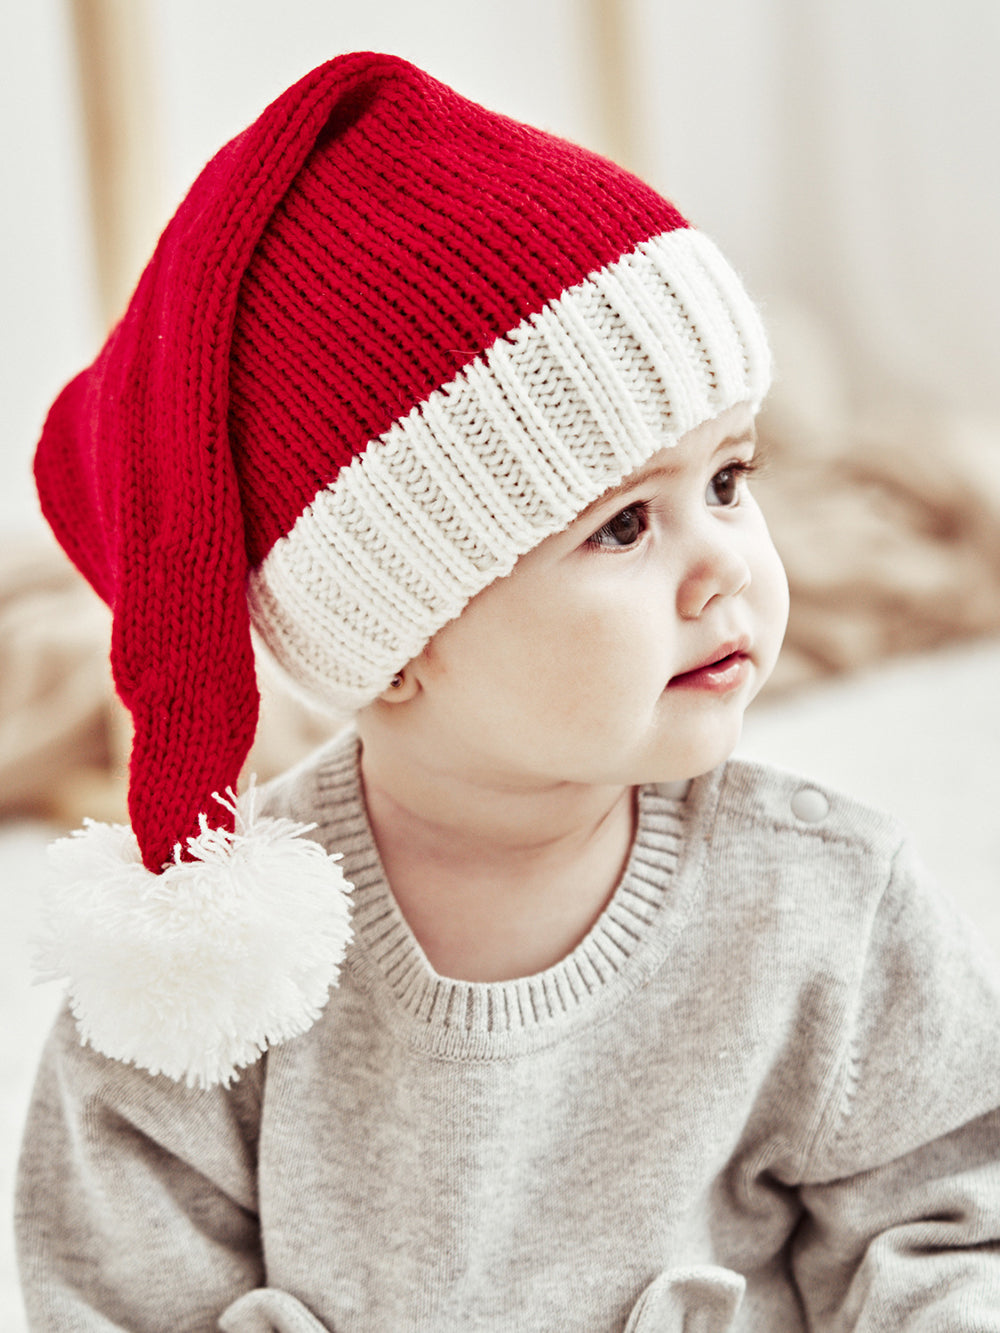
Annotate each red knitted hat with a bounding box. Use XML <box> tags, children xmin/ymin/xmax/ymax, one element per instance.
<box><xmin>34</xmin><ymin>52</ymin><xmax>770</xmax><ymax>1086</ymax></box>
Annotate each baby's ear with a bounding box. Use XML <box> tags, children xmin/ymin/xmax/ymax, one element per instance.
<box><xmin>377</xmin><ymin>667</ymin><xmax>420</xmax><ymax>703</ymax></box>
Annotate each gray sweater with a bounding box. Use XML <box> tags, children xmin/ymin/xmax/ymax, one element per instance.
<box><xmin>15</xmin><ymin>733</ymin><xmax>1000</xmax><ymax>1331</ymax></box>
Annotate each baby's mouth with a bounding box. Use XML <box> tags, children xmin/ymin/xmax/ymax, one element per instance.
<box><xmin>667</xmin><ymin>641</ymin><xmax>751</xmax><ymax>691</ymax></box>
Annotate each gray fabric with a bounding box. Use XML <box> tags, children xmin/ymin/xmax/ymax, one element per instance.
<box><xmin>15</xmin><ymin>732</ymin><xmax>1000</xmax><ymax>1331</ymax></box>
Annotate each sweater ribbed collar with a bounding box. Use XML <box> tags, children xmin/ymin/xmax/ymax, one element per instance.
<box><xmin>310</xmin><ymin>733</ymin><xmax>699</xmax><ymax>1058</ymax></box>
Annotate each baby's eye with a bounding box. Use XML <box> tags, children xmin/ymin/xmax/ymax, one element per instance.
<box><xmin>586</xmin><ymin>503</ymin><xmax>649</xmax><ymax>551</ymax></box>
<box><xmin>706</xmin><ymin>461</ymin><xmax>754</xmax><ymax>508</ymax></box>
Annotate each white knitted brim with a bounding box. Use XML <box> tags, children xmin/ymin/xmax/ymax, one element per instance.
<box><xmin>248</xmin><ymin>227</ymin><xmax>771</xmax><ymax>712</ymax></box>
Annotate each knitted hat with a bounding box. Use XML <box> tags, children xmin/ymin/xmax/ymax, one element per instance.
<box><xmin>34</xmin><ymin>52</ymin><xmax>770</xmax><ymax>1087</ymax></box>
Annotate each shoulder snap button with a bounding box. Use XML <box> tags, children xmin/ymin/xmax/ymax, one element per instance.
<box><xmin>791</xmin><ymin>787</ymin><xmax>830</xmax><ymax>823</ymax></box>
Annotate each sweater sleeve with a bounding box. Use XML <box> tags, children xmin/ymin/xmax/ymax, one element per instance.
<box><xmin>15</xmin><ymin>1003</ymin><xmax>265</xmax><ymax>1331</ymax></box>
<box><xmin>791</xmin><ymin>836</ymin><xmax>1000</xmax><ymax>1329</ymax></box>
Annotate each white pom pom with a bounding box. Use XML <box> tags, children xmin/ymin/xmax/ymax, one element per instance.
<box><xmin>36</xmin><ymin>786</ymin><xmax>353</xmax><ymax>1088</ymax></box>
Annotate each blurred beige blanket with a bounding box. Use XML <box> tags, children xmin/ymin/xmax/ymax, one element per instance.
<box><xmin>0</xmin><ymin>544</ymin><xmax>123</xmax><ymax>823</ymax></box>
<box><xmin>761</xmin><ymin>409</ymin><xmax>1000</xmax><ymax>691</ymax></box>
<box><xmin>758</xmin><ymin>303</ymin><xmax>1000</xmax><ymax>689</ymax></box>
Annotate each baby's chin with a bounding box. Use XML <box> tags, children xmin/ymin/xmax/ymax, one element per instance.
<box><xmin>637</xmin><ymin>713</ymin><xmax>750</xmax><ymax>787</ymax></box>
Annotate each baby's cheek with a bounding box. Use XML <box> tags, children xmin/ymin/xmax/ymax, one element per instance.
<box><xmin>765</xmin><ymin>536</ymin><xmax>790</xmax><ymax>623</ymax></box>
<box><xmin>553</xmin><ymin>612</ymin><xmax>662</xmax><ymax>705</ymax></box>
<box><xmin>750</xmin><ymin>533</ymin><xmax>790</xmax><ymax>669</ymax></box>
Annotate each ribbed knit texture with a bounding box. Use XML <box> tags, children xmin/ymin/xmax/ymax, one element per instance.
<box><xmin>310</xmin><ymin>736</ymin><xmax>688</xmax><ymax>1057</ymax></box>
<box><xmin>250</xmin><ymin>227</ymin><xmax>769</xmax><ymax>709</ymax></box>
<box><xmin>35</xmin><ymin>57</ymin><xmax>415</xmax><ymax>869</ymax></box>
<box><xmin>32</xmin><ymin>50</ymin><xmax>768</xmax><ymax>877</ymax></box>
<box><xmin>228</xmin><ymin>58</ymin><xmax>687</xmax><ymax>566</ymax></box>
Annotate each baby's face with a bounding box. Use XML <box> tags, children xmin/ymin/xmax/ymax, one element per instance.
<box><xmin>403</xmin><ymin>403</ymin><xmax>789</xmax><ymax>788</ymax></box>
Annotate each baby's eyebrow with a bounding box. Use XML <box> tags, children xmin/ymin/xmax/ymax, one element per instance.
<box><xmin>578</xmin><ymin>465</ymin><xmax>681</xmax><ymax>520</ymax></box>
<box><xmin>578</xmin><ymin>429</ymin><xmax>758</xmax><ymax>520</ymax></box>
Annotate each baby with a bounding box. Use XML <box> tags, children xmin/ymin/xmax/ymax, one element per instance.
<box><xmin>16</xmin><ymin>52</ymin><xmax>1000</xmax><ymax>1332</ymax></box>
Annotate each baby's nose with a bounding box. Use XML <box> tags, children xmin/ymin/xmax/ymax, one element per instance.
<box><xmin>676</xmin><ymin>539</ymin><xmax>751</xmax><ymax>619</ymax></box>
